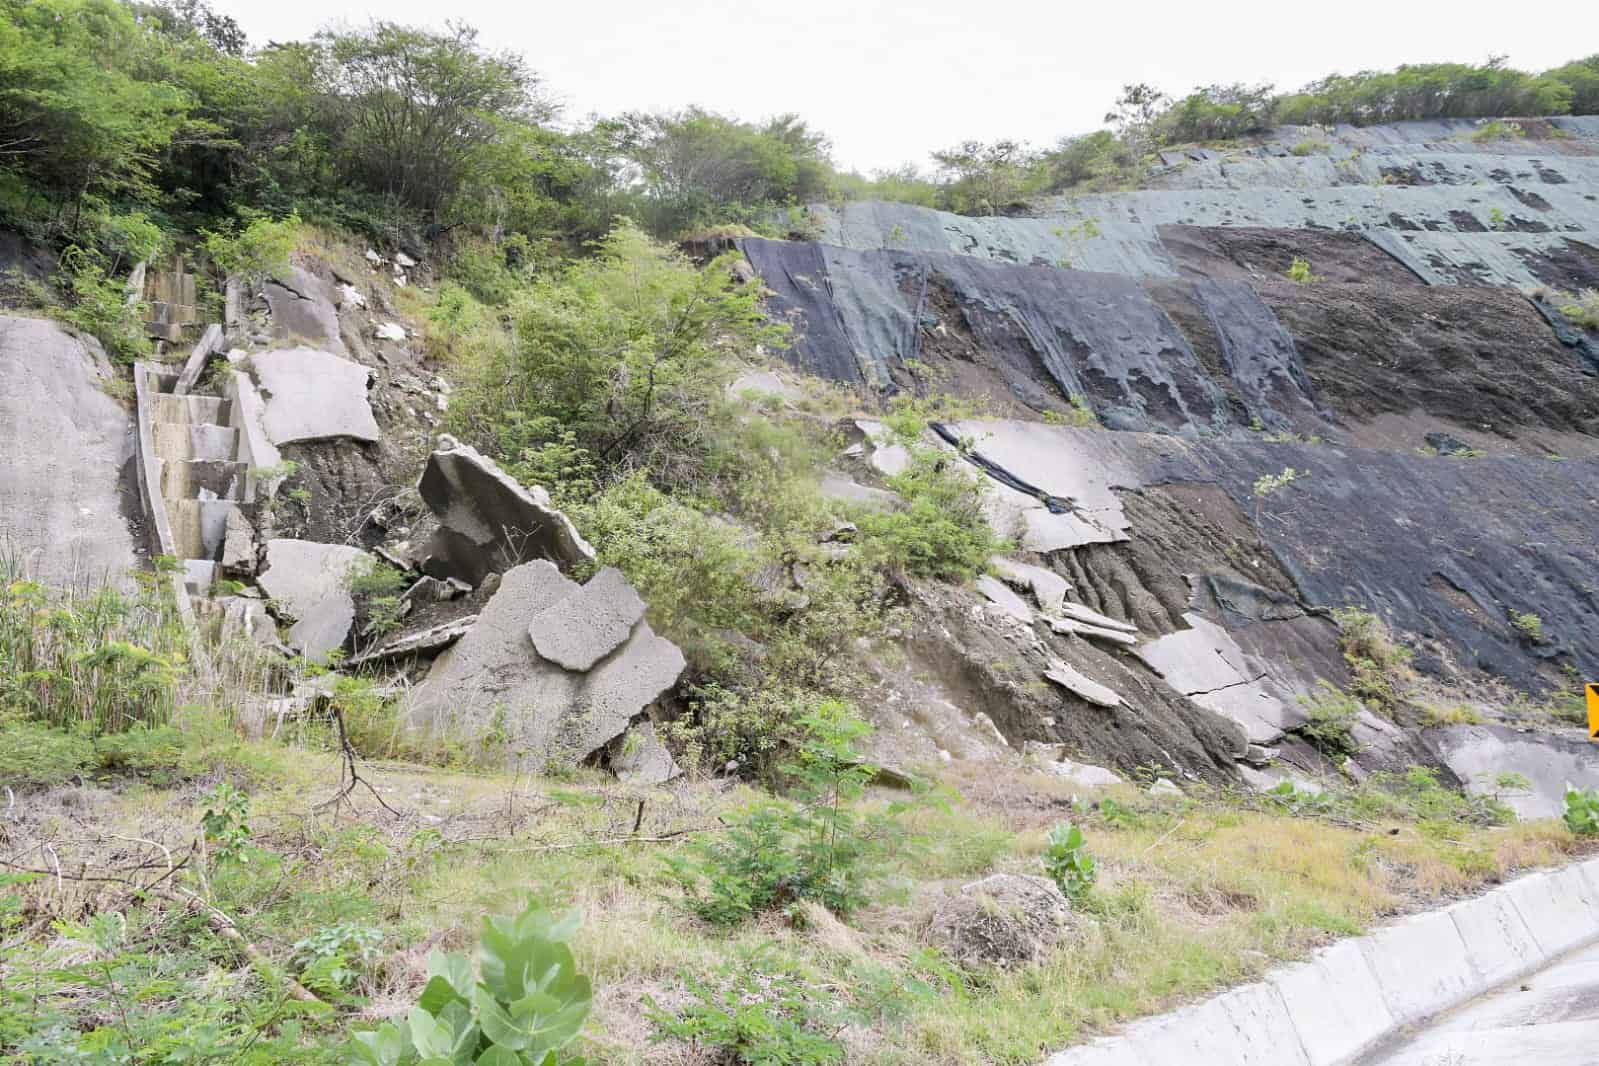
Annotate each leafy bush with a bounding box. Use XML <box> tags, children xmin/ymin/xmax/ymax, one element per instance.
<box><xmin>1285</xmin><ymin>257</ymin><xmax>1321</xmax><ymax>284</ymax></box>
<box><xmin>292</xmin><ymin>922</ymin><xmax>385</xmax><ymax>996</ymax></box>
<box><xmin>1509</xmin><ymin>610</ymin><xmax>1544</xmax><ymax>642</ymax></box>
<box><xmin>1558</xmin><ymin>289</ymin><xmax>1599</xmax><ymax>330</ymax></box>
<box><xmin>665</xmin><ymin>701</ymin><xmax>913</xmax><ymax>923</ymax></box>
<box><xmin>349</xmin><ymin>900</ymin><xmax>591</xmax><ymax>1066</ymax></box>
<box><xmin>645</xmin><ymin>947</ymin><xmax>844</xmax><ymax>1065</ymax></box>
<box><xmin>199</xmin><ymin>782</ymin><xmax>252</xmax><ymax>862</ymax></box>
<box><xmin>0</xmin><ymin>716</ymin><xmax>92</xmax><ymax>787</ymax></box>
<box><xmin>1297</xmin><ymin>681</ymin><xmax>1362</xmax><ymax>759</ymax></box>
<box><xmin>1041</xmin><ymin>823</ymin><xmax>1096</xmax><ymax>901</ymax></box>
<box><xmin>1564</xmin><ymin>786</ymin><xmax>1599</xmax><ymax>835</ymax></box>
<box><xmin>1331</xmin><ymin>607</ymin><xmax>1414</xmax><ymax>712</ymax></box>
<box><xmin>51</xmin><ymin>246</ymin><xmax>151</xmax><ymax>362</ymax></box>
<box><xmin>858</xmin><ymin>447</ymin><xmax>1004</xmax><ymax>580</ymax></box>
<box><xmin>201</xmin><ymin>211</ymin><xmax>300</xmax><ymax>285</ymax></box>
<box><xmin>1350</xmin><ymin>765</ymin><xmax>1514</xmax><ymax>827</ymax></box>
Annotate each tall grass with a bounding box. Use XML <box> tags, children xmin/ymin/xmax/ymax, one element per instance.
<box><xmin>0</xmin><ymin>556</ymin><xmax>183</xmax><ymax>733</ymax></box>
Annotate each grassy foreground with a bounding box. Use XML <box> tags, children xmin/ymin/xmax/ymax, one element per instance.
<box><xmin>0</xmin><ymin>714</ymin><xmax>1583</xmax><ymax>1065</ymax></box>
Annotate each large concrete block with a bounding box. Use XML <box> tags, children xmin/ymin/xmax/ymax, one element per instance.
<box><xmin>1448</xmin><ymin>887</ymin><xmax>1546</xmax><ymax>987</ymax></box>
<box><xmin>248</xmin><ymin>347</ymin><xmax>379</xmax><ymax>445</ymax></box>
<box><xmin>264</xmin><ymin>265</ymin><xmax>345</xmax><ymax>353</ymax></box>
<box><xmin>527</xmin><ymin>566</ymin><xmax>646</xmax><ymax>671</ymax></box>
<box><xmin>1270</xmin><ymin>938</ymin><xmax>1394</xmax><ymax>1066</ymax></box>
<box><xmin>1358</xmin><ymin>909</ymin><xmax>1477</xmax><ymax>1024</ymax></box>
<box><xmin>257</xmin><ymin>538</ymin><xmax>370</xmax><ymax>661</ymax></box>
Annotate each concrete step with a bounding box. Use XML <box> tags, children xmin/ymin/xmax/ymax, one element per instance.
<box><xmin>166</xmin><ymin>498</ymin><xmax>242</xmax><ymax>560</ymax></box>
<box><xmin>159</xmin><ymin>459</ymin><xmax>247</xmax><ymax>502</ymax></box>
<box><xmin>152</xmin><ymin>393</ymin><xmax>229</xmax><ymax>425</ymax></box>
<box><xmin>152</xmin><ymin>422</ymin><xmax>239</xmax><ymax>463</ymax></box>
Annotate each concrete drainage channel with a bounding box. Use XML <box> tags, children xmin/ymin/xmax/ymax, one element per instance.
<box><xmin>1045</xmin><ymin>856</ymin><xmax>1599</xmax><ymax>1066</ymax></box>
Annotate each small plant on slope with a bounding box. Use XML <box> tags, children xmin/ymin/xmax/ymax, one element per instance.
<box><xmin>1565</xmin><ymin>786</ymin><xmax>1599</xmax><ymax>836</ymax></box>
<box><xmin>1509</xmin><ymin>610</ymin><xmax>1544</xmax><ymax>643</ymax></box>
<box><xmin>348</xmin><ymin>900</ymin><xmax>592</xmax><ymax>1066</ymax></box>
<box><xmin>1286</xmin><ymin>256</ymin><xmax>1322</xmax><ymax>284</ymax></box>
<box><xmin>1041</xmin><ymin>822</ymin><xmax>1096</xmax><ymax>901</ymax></box>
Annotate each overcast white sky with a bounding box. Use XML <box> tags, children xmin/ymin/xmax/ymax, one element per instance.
<box><xmin>213</xmin><ymin>0</ymin><xmax>1599</xmax><ymax>174</ymax></box>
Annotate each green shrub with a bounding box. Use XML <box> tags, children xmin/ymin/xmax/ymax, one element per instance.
<box><xmin>1041</xmin><ymin>823</ymin><xmax>1096</xmax><ymax>901</ymax></box>
<box><xmin>664</xmin><ymin>701</ymin><xmax>915</xmax><ymax>923</ymax></box>
<box><xmin>1297</xmin><ymin>681</ymin><xmax>1362</xmax><ymax>759</ymax></box>
<box><xmin>858</xmin><ymin>447</ymin><xmax>1004</xmax><ymax>580</ymax></box>
<box><xmin>1350</xmin><ymin>765</ymin><xmax>1514</xmax><ymax>827</ymax></box>
<box><xmin>349</xmin><ymin>900</ymin><xmax>592</xmax><ymax>1066</ymax></box>
<box><xmin>1285</xmin><ymin>257</ymin><xmax>1322</xmax><ymax>284</ymax></box>
<box><xmin>1331</xmin><ymin>607</ymin><xmax>1413</xmax><ymax>712</ymax></box>
<box><xmin>1564</xmin><ymin>786</ymin><xmax>1599</xmax><ymax>835</ymax></box>
<box><xmin>0</xmin><ymin>717</ymin><xmax>92</xmax><ymax>787</ymax></box>
<box><xmin>1509</xmin><ymin>610</ymin><xmax>1544</xmax><ymax>642</ymax></box>
<box><xmin>1558</xmin><ymin>289</ymin><xmax>1599</xmax><ymax>330</ymax></box>
<box><xmin>201</xmin><ymin>211</ymin><xmax>300</xmax><ymax>285</ymax></box>
<box><xmin>199</xmin><ymin>782</ymin><xmax>252</xmax><ymax>863</ymax></box>
<box><xmin>52</xmin><ymin>246</ymin><xmax>150</xmax><ymax>362</ymax></box>
<box><xmin>645</xmin><ymin>947</ymin><xmax>844</xmax><ymax>1065</ymax></box>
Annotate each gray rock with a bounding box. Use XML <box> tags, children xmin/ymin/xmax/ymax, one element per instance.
<box><xmin>608</xmin><ymin>720</ymin><xmax>681</xmax><ymax>785</ymax></box>
<box><xmin>527</xmin><ymin>566</ymin><xmax>646</xmax><ymax>671</ymax></box>
<box><xmin>1043</xmin><ymin>659</ymin><xmax>1123</xmax><ymax>708</ymax></box>
<box><xmin>727</xmin><ymin>369</ymin><xmax>802</xmax><ymax>401</ymax></box>
<box><xmin>264</xmin><ymin>266</ymin><xmax>345</xmax><ymax>353</ymax></box>
<box><xmin>818</xmin><ymin>471</ymin><xmax>898</xmax><ymax>510</ymax></box>
<box><xmin>247</xmin><ymin>347</ymin><xmax>380</xmax><ymax>445</ymax></box>
<box><xmin>1047</xmin><ymin>758</ymin><xmax>1124</xmax><ymax>788</ymax></box>
<box><xmin>257</xmin><ymin>539</ymin><xmax>370</xmax><ymax>661</ymax></box>
<box><xmin>1045</xmin><ymin>614</ymin><xmax>1139</xmax><ymax>646</ymax></box>
<box><xmin>927</xmin><ymin>874</ymin><xmax>1073</xmax><ymax>967</ymax></box>
<box><xmin>417</xmin><ymin>441</ymin><xmax>595</xmax><ymax>585</ymax></box>
<box><xmin>406</xmin><ymin>561</ymin><xmax>685</xmax><ymax>767</ymax></box>
<box><xmin>375</xmin><ymin>322</ymin><xmax>406</xmax><ymax>342</ymax></box>
<box><xmin>1148</xmin><ymin>778</ymin><xmax>1184</xmax><ymax>797</ymax></box>
<box><xmin>1058</xmin><ymin>600</ymin><xmax>1137</xmax><ymax>633</ymax></box>
<box><xmin>0</xmin><ymin>316</ymin><xmax>138</xmax><ymax>589</ymax></box>
<box><xmin>218</xmin><ymin>596</ymin><xmax>284</xmax><ymax>650</ymax></box>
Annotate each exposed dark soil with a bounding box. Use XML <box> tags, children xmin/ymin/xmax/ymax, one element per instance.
<box><xmin>1157</xmin><ymin>224</ymin><xmax>1424</xmax><ymax>287</ymax></box>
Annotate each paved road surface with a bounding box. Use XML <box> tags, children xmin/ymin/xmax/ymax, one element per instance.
<box><xmin>1360</xmin><ymin>940</ymin><xmax>1599</xmax><ymax>1065</ymax></box>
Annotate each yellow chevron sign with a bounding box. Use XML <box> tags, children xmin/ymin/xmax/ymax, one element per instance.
<box><xmin>1589</xmin><ymin>684</ymin><xmax>1599</xmax><ymax>740</ymax></box>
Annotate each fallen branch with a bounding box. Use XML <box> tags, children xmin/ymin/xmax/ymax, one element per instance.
<box><xmin>316</xmin><ymin>707</ymin><xmax>402</xmax><ymax>818</ymax></box>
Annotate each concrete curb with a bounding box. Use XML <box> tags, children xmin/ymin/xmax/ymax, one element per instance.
<box><xmin>1043</xmin><ymin>855</ymin><xmax>1599</xmax><ymax>1066</ymax></box>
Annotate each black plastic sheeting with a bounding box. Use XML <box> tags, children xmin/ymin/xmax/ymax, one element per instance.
<box><xmin>1530</xmin><ymin>297</ymin><xmax>1599</xmax><ymax>374</ymax></box>
<box><xmin>926</xmin><ymin>421</ymin><xmax>1069</xmax><ymax>513</ymax></box>
<box><xmin>743</xmin><ymin>238</ymin><xmax>1233</xmax><ymax>435</ymax></box>
<box><xmin>1147</xmin><ymin>441</ymin><xmax>1599</xmax><ymax>690</ymax></box>
<box><xmin>1193</xmin><ymin>279</ymin><xmax>1330</xmax><ymax>434</ymax></box>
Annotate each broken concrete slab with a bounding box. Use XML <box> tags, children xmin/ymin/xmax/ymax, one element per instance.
<box><xmin>375</xmin><ymin>321</ymin><xmax>406</xmax><ymax>342</ymax></box>
<box><xmin>1137</xmin><ymin>612</ymin><xmax>1303</xmax><ymax>744</ymax></box>
<box><xmin>991</xmin><ymin>556</ymin><xmax>1071</xmax><ymax>612</ymax></box>
<box><xmin>348</xmin><ymin>614</ymin><xmax>477</xmax><ymax>667</ymax></box>
<box><xmin>257</xmin><ymin>539</ymin><xmax>370</xmax><ymax>661</ymax></box>
<box><xmin>608</xmin><ymin>720</ymin><xmax>681</xmax><ymax>785</ymax></box>
<box><xmin>218</xmin><ymin>596</ymin><xmax>285</xmax><ymax>651</ymax></box>
<box><xmin>527</xmin><ymin>566</ymin><xmax>647</xmax><ymax>671</ymax></box>
<box><xmin>1058</xmin><ymin>600</ymin><xmax>1138</xmax><ymax>633</ymax></box>
<box><xmin>727</xmin><ymin>369</ymin><xmax>803</xmax><ymax>401</ymax></box>
<box><xmin>1045</xmin><ymin>614</ymin><xmax>1139</xmax><ymax>646</ymax></box>
<box><xmin>854</xmin><ymin>419</ymin><xmax>911</xmax><ymax>476</ymax></box>
<box><xmin>1044</xmin><ymin>660</ymin><xmax>1123</xmax><ymax>708</ymax></box>
<box><xmin>976</xmin><ymin>574</ymin><xmax>1034</xmax><ymax>625</ymax></box>
<box><xmin>0</xmin><ymin>316</ymin><xmax>138</xmax><ymax>588</ymax></box>
<box><xmin>247</xmin><ymin>346</ymin><xmax>379</xmax><ymax>445</ymax></box>
<box><xmin>407</xmin><ymin>561</ymin><xmax>685</xmax><ymax>768</ymax></box>
<box><xmin>417</xmin><ymin>440</ymin><xmax>596</xmax><ymax>585</ymax></box>
<box><xmin>220</xmin><ymin>508</ymin><xmax>257</xmax><ymax>575</ymax></box>
<box><xmin>264</xmin><ymin>265</ymin><xmax>345</xmax><ymax>353</ymax></box>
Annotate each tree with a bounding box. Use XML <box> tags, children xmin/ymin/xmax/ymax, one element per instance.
<box><xmin>316</xmin><ymin>20</ymin><xmax>557</xmax><ymax>220</ymax></box>
<box><xmin>1105</xmin><ymin>83</ymin><xmax>1168</xmax><ymax>158</ymax></box>
<box><xmin>929</xmin><ymin>139</ymin><xmax>1038</xmax><ymax>215</ymax></box>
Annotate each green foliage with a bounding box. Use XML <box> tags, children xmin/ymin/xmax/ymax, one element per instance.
<box><xmin>645</xmin><ymin>947</ymin><xmax>844</xmax><ymax>1065</ymax></box>
<box><xmin>1285</xmin><ymin>257</ymin><xmax>1321</xmax><ymax>284</ymax></box>
<box><xmin>1331</xmin><ymin>607</ymin><xmax>1414</xmax><ymax>712</ymax></box>
<box><xmin>1556</xmin><ymin>289</ymin><xmax>1599</xmax><ymax>331</ymax></box>
<box><xmin>1040</xmin><ymin>823</ymin><xmax>1096</xmax><ymax>901</ymax></box>
<box><xmin>1350</xmin><ymin>765</ymin><xmax>1514</xmax><ymax>827</ymax></box>
<box><xmin>291</xmin><ymin>923</ymin><xmax>384</xmax><ymax>996</ymax></box>
<box><xmin>928</xmin><ymin>139</ymin><xmax>1042</xmax><ymax>216</ymax></box>
<box><xmin>1509</xmin><ymin>610</ymin><xmax>1544</xmax><ymax>642</ymax></box>
<box><xmin>200</xmin><ymin>781</ymin><xmax>252</xmax><ymax>862</ymax></box>
<box><xmin>348</xmin><ymin>900</ymin><xmax>591</xmax><ymax>1066</ymax></box>
<box><xmin>1297</xmin><ymin>681</ymin><xmax>1362</xmax><ymax>759</ymax></box>
<box><xmin>1471</xmin><ymin>120</ymin><xmax>1525</xmax><ymax>143</ymax></box>
<box><xmin>0</xmin><ymin>570</ymin><xmax>180</xmax><ymax>733</ymax></box>
<box><xmin>1252</xmin><ymin>466</ymin><xmax>1304</xmax><ymax>497</ymax></box>
<box><xmin>1564</xmin><ymin>786</ymin><xmax>1599</xmax><ymax>835</ymax></box>
<box><xmin>859</xmin><ymin>447</ymin><xmax>1005</xmax><ymax>580</ymax></box>
<box><xmin>664</xmin><ymin>701</ymin><xmax>913</xmax><ymax>924</ymax></box>
<box><xmin>52</xmin><ymin>245</ymin><xmax>151</xmax><ymax>361</ymax></box>
<box><xmin>0</xmin><ymin>715</ymin><xmax>92</xmax><ymax>787</ymax></box>
<box><xmin>202</xmin><ymin>211</ymin><xmax>299</xmax><ymax>284</ymax></box>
